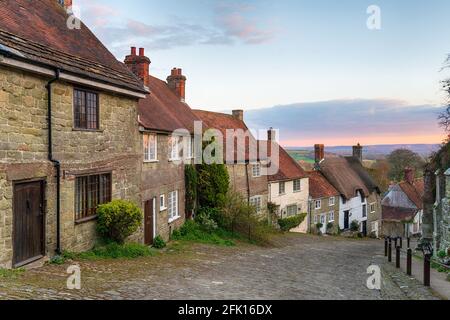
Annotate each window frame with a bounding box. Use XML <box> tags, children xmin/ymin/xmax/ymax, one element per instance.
<box><xmin>185</xmin><ymin>136</ymin><xmax>194</xmax><ymax>159</ymax></box>
<box><xmin>160</xmin><ymin>194</ymin><xmax>167</xmax><ymax>211</ymax></box>
<box><xmin>370</xmin><ymin>202</ymin><xmax>376</xmax><ymax>213</ymax></box>
<box><xmin>293</xmin><ymin>179</ymin><xmax>301</xmax><ymax>192</ymax></box>
<box><xmin>252</xmin><ymin>163</ymin><xmax>262</xmax><ymax>178</ymax></box>
<box><xmin>279</xmin><ymin>181</ymin><xmax>286</xmax><ymax>195</ymax></box>
<box><xmin>328</xmin><ymin>211</ymin><xmax>335</xmax><ymax>222</ymax></box>
<box><xmin>169</xmin><ymin>135</ymin><xmax>181</xmax><ymax>161</ymax></box>
<box><xmin>74</xmin><ymin>172</ymin><xmax>112</xmax><ymax>223</ymax></box>
<box><xmin>329</xmin><ymin>197</ymin><xmax>335</xmax><ymax>206</ymax></box>
<box><xmin>168</xmin><ymin>190</ymin><xmax>180</xmax><ymax>222</ymax></box>
<box><xmin>286</xmin><ymin>204</ymin><xmax>298</xmax><ymax>217</ymax></box>
<box><xmin>315</xmin><ymin>199</ymin><xmax>322</xmax><ymax>210</ymax></box>
<box><xmin>143</xmin><ymin>133</ymin><xmax>158</xmax><ymax>162</ymax></box>
<box><xmin>362</xmin><ymin>204</ymin><xmax>367</xmax><ymax>218</ymax></box>
<box><xmin>250</xmin><ymin>195</ymin><xmax>262</xmax><ymax>213</ymax></box>
<box><xmin>73</xmin><ymin>88</ymin><xmax>100</xmax><ymax>131</ymax></box>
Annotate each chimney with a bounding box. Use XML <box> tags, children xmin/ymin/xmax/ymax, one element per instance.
<box><xmin>232</xmin><ymin>110</ymin><xmax>244</xmax><ymax>121</ymax></box>
<box><xmin>167</xmin><ymin>68</ymin><xmax>186</xmax><ymax>102</ymax></box>
<box><xmin>124</xmin><ymin>47</ymin><xmax>151</xmax><ymax>87</ymax></box>
<box><xmin>268</xmin><ymin>127</ymin><xmax>277</xmax><ymax>141</ymax></box>
<box><xmin>353</xmin><ymin>143</ymin><xmax>363</xmax><ymax>162</ymax></box>
<box><xmin>314</xmin><ymin>144</ymin><xmax>325</xmax><ymax>164</ymax></box>
<box><xmin>404</xmin><ymin>167</ymin><xmax>415</xmax><ymax>184</ymax></box>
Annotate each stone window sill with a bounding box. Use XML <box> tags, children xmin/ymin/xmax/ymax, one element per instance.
<box><xmin>72</xmin><ymin>128</ymin><xmax>104</xmax><ymax>133</ymax></box>
<box><xmin>160</xmin><ymin>207</ymin><xmax>167</xmax><ymax>212</ymax></box>
<box><xmin>144</xmin><ymin>160</ymin><xmax>159</xmax><ymax>164</ymax></box>
<box><xmin>75</xmin><ymin>215</ymin><xmax>98</xmax><ymax>225</ymax></box>
<box><xmin>168</xmin><ymin>216</ymin><xmax>181</xmax><ymax>224</ymax></box>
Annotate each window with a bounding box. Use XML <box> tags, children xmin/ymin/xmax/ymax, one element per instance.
<box><xmin>250</xmin><ymin>196</ymin><xmax>262</xmax><ymax>213</ymax></box>
<box><xmin>169</xmin><ymin>136</ymin><xmax>181</xmax><ymax>160</ymax></box>
<box><xmin>160</xmin><ymin>194</ymin><xmax>166</xmax><ymax>211</ymax></box>
<box><xmin>75</xmin><ymin>173</ymin><xmax>111</xmax><ymax>221</ymax></box>
<box><xmin>185</xmin><ymin>136</ymin><xmax>194</xmax><ymax>159</ymax></box>
<box><xmin>320</xmin><ymin>214</ymin><xmax>326</xmax><ymax>225</ymax></box>
<box><xmin>287</xmin><ymin>205</ymin><xmax>298</xmax><ymax>217</ymax></box>
<box><xmin>362</xmin><ymin>204</ymin><xmax>367</xmax><ymax>218</ymax></box>
<box><xmin>143</xmin><ymin>133</ymin><xmax>157</xmax><ymax>162</ymax></box>
<box><xmin>314</xmin><ymin>215</ymin><xmax>318</xmax><ymax>224</ymax></box>
<box><xmin>74</xmin><ymin>89</ymin><xmax>99</xmax><ymax>130</ymax></box>
<box><xmin>279</xmin><ymin>182</ymin><xmax>286</xmax><ymax>195</ymax></box>
<box><xmin>252</xmin><ymin>163</ymin><xmax>261</xmax><ymax>177</ymax></box>
<box><xmin>328</xmin><ymin>211</ymin><xmax>335</xmax><ymax>222</ymax></box>
<box><xmin>329</xmin><ymin>197</ymin><xmax>335</xmax><ymax>206</ymax></box>
<box><xmin>315</xmin><ymin>200</ymin><xmax>322</xmax><ymax>210</ymax></box>
<box><xmin>168</xmin><ymin>191</ymin><xmax>179</xmax><ymax>221</ymax></box>
<box><xmin>370</xmin><ymin>203</ymin><xmax>376</xmax><ymax>213</ymax></box>
<box><xmin>293</xmin><ymin>179</ymin><xmax>301</xmax><ymax>192</ymax></box>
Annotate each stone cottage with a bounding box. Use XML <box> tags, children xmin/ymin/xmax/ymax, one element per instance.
<box><xmin>307</xmin><ymin>171</ymin><xmax>340</xmax><ymax>235</ymax></box>
<box><xmin>381</xmin><ymin>168</ymin><xmax>424</xmax><ymax>238</ymax></box>
<box><xmin>0</xmin><ymin>0</ymin><xmax>147</xmax><ymax>268</ymax></box>
<box><xmin>315</xmin><ymin>144</ymin><xmax>382</xmax><ymax>237</ymax></box>
<box><xmin>193</xmin><ymin>109</ymin><xmax>269</xmax><ymax>215</ymax></box>
<box><xmin>263</xmin><ymin>129</ymin><xmax>309</xmax><ymax>232</ymax></box>
<box><xmin>124</xmin><ymin>47</ymin><xmax>199</xmax><ymax>243</ymax></box>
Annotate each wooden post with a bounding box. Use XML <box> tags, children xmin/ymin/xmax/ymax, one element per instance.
<box><xmin>424</xmin><ymin>254</ymin><xmax>431</xmax><ymax>287</ymax></box>
<box><xmin>394</xmin><ymin>237</ymin><xmax>398</xmax><ymax>248</ymax></box>
<box><xmin>388</xmin><ymin>238</ymin><xmax>392</xmax><ymax>263</ymax></box>
<box><xmin>384</xmin><ymin>237</ymin><xmax>388</xmax><ymax>257</ymax></box>
<box><xmin>396</xmin><ymin>246</ymin><xmax>401</xmax><ymax>268</ymax></box>
<box><xmin>407</xmin><ymin>237</ymin><xmax>410</xmax><ymax>249</ymax></box>
<box><xmin>407</xmin><ymin>248</ymin><xmax>412</xmax><ymax>276</ymax></box>
<box><xmin>399</xmin><ymin>237</ymin><xmax>403</xmax><ymax>249</ymax></box>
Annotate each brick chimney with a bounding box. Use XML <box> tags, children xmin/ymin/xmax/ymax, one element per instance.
<box><xmin>404</xmin><ymin>167</ymin><xmax>415</xmax><ymax>184</ymax></box>
<box><xmin>353</xmin><ymin>143</ymin><xmax>363</xmax><ymax>162</ymax></box>
<box><xmin>314</xmin><ymin>144</ymin><xmax>325</xmax><ymax>164</ymax></box>
<box><xmin>58</xmin><ymin>0</ymin><xmax>72</xmax><ymax>9</ymax></box>
<box><xmin>232</xmin><ymin>110</ymin><xmax>244</xmax><ymax>121</ymax></box>
<box><xmin>124</xmin><ymin>47</ymin><xmax>150</xmax><ymax>87</ymax></box>
<box><xmin>268</xmin><ymin>127</ymin><xmax>277</xmax><ymax>141</ymax></box>
<box><xmin>167</xmin><ymin>68</ymin><xmax>186</xmax><ymax>102</ymax></box>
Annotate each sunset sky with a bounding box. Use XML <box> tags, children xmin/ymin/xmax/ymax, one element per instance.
<box><xmin>75</xmin><ymin>0</ymin><xmax>449</xmax><ymax>146</ymax></box>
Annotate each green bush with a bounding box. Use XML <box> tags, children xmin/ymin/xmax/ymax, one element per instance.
<box><xmin>153</xmin><ymin>236</ymin><xmax>166</xmax><ymax>249</ymax></box>
<box><xmin>172</xmin><ymin>220</ymin><xmax>236</xmax><ymax>246</ymax></box>
<box><xmin>350</xmin><ymin>220</ymin><xmax>360</xmax><ymax>232</ymax></box>
<box><xmin>438</xmin><ymin>250</ymin><xmax>447</xmax><ymax>259</ymax></box>
<box><xmin>96</xmin><ymin>200</ymin><xmax>143</xmax><ymax>244</ymax></box>
<box><xmin>278</xmin><ymin>214</ymin><xmax>307</xmax><ymax>232</ymax></box>
<box><xmin>197</xmin><ymin>163</ymin><xmax>230</xmax><ymax>208</ymax></box>
<box><xmin>326</xmin><ymin>222</ymin><xmax>334</xmax><ymax>231</ymax></box>
<box><xmin>185</xmin><ymin>164</ymin><xmax>198</xmax><ymax>214</ymax></box>
<box><xmin>195</xmin><ymin>208</ymin><xmax>219</xmax><ymax>232</ymax></box>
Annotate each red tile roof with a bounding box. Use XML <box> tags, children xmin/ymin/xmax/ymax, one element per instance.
<box><xmin>398</xmin><ymin>178</ymin><xmax>424</xmax><ymax>210</ymax></box>
<box><xmin>193</xmin><ymin>110</ymin><xmax>261</xmax><ymax>162</ymax></box>
<box><xmin>259</xmin><ymin>141</ymin><xmax>307</xmax><ymax>182</ymax></box>
<box><xmin>382</xmin><ymin>205</ymin><xmax>417</xmax><ymax>222</ymax></box>
<box><xmin>0</xmin><ymin>0</ymin><xmax>145</xmax><ymax>93</ymax></box>
<box><xmin>138</xmin><ymin>76</ymin><xmax>200</xmax><ymax>133</ymax></box>
<box><xmin>308</xmin><ymin>171</ymin><xmax>339</xmax><ymax>199</ymax></box>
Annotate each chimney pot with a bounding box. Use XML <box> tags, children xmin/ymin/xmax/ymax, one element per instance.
<box><xmin>131</xmin><ymin>47</ymin><xmax>137</xmax><ymax>55</ymax></box>
<box><xmin>268</xmin><ymin>128</ymin><xmax>277</xmax><ymax>141</ymax></box>
<box><xmin>315</xmin><ymin>144</ymin><xmax>325</xmax><ymax>164</ymax></box>
<box><xmin>124</xmin><ymin>47</ymin><xmax>151</xmax><ymax>87</ymax></box>
<box><xmin>167</xmin><ymin>68</ymin><xmax>187</xmax><ymax>102</ymax></box>
<box><xmin>139</xmin><ymin>48</ymin><xmax>145</xmax><ymax>56</ymax></box>
<box><xmin>232</xmin><ymin>110</ymin><xmax>244</xmax><ymax>121</ymax></box>
<box><xmin>352</xmin><ymin>143</ymin><xmax>363</xmax><ymax>162</ymax></box>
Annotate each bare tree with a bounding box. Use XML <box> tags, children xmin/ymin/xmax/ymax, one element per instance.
<box><xmin>438</xmin><ymin>55</ymin><xmax>450</xmax><ymax>131</ymax></box>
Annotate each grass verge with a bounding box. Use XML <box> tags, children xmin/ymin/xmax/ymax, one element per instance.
<box><xmin>171</xmin><ymin>220</ymin><xmax>238</xmax><ymax>247</ymax></box>
<box><xmin>0</xmin><ymin>268</ymin><xmax>25</xmax><ymax>279</ymax></box>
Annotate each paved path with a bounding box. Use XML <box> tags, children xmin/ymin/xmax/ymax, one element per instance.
<box><xmin>0</xmin><ymin>235</ymin><xmax>442</xmax><ymax>300</ymax></box>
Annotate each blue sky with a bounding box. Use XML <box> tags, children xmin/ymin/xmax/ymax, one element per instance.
<box><xmin>76</xmin><ymin>0</ymin><xmax>450</xmax><ymax>145</ymax></box>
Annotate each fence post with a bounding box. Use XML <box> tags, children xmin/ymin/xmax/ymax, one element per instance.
<box><xmin>407</xmin><ymin>237</ymin><xmax>410</xmax><ymax>249</ymax></box>
<box><xmin>424</xmin><ymin>254</ymin><xmax>431</xmax><ymax>287</ymax></box>
<box><xmin>407</xmin><ymin>248</ymin><xmax>412</xmax><ymax>276</ymax></box>
<box><xmin>394</xmin><ymin>237</ymin><xmax>398</xmax><ymax>248</ymax></box>
<box><xmin>399</xmin><ymin>237</ymin><xmax>403</xmax><ymax>249</ymax></box>
<box><xmin>384</xmin><ymin>237</ymin><xmax>388</xmax><ymax>257</ymax></box>
<box><xmin>396</xmin><ymin>246</ymin><xmax>401</xmax><ymax>268</ymax></box>
<box><xmin>388</xmin><ymin>238</ymin><xmax>392</xmax><ymax>263</ymax></box>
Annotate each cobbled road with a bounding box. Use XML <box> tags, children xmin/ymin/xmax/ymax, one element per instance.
<box><xmin>0</xmin><ymin>234</ymin><xmax>440</xmax><ymax>300</ymax></box>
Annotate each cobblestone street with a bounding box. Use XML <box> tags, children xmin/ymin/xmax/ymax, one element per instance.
<box><xmin>0</xmin><ymin>234</ymin><xmax>442</xmax><ymax>300</ymax></box>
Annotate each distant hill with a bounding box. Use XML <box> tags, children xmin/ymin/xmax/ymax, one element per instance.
<box><xmin>286</xmin><ymin>144</ymin><xmax>440</xmax><ymax>160</ymax></box>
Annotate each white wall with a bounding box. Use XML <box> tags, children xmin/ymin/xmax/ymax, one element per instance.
<box><xmin>269</xmin><ymin>178</ymin><xmax>309</xmax><ymax>218</ymax></box>
<box><xmin>339</xmin><ymin>191</ymin><xmax>367</xmax><ymax>231</ymax></box>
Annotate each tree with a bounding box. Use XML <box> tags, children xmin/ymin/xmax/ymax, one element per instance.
<box><xmin>185</xmin><ymin>164</ymin><xmax>198</xmax><ymax>218</ymax></box>
<box><xmin>387</xmin><ymin>149</ymin><xmax>425</xmax><ymax>182</ymax></box>
<box><xmin>197</xmin><ymin>163</ymin><xmax>230</xmax><ymax>208</ymax></box>
<box><xmin>438</xmin><ymin>56</ymin><xmax>450</xmax><ymax>132</ymax></box>
<box><xmin>367</xmin><ymin>159</ymin><xmax>391</xmax><ymax>193</ymax></box>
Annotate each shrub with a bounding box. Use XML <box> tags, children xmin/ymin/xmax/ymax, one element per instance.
<box><xmin>172</xmin><ymin>220</ymin><xmax>235</xmax><ymax>246</ymax></box>
<box><xmin>153</xmin><ymin>236</ymin><xmax>166</xmax><ymax>249</ymax></box>
<box><xmin>195</xmin><ymin>208</ymin><xmax>219</xmax><ymax>233</ymax></box>
<box><xmin>350</xmin><ymin>220</ymin><xmax>360</xmax><ymax>232</ymax></box>
<box><xmin>197</xmin><ymin>163</ymin><xmax>230</xmax><ymax>208</ymax></box>
<box><xmin>316</xmin><ymin>223</ymin><xmax>323</xmax><ymax>230</ymax></box>
<box><xmin>438</xmin><ymin>250</ymin><xmax>447</xmax><ymax>259</ymax></box>
<box><xmin>326</xmin><ymin>222</ymin><xmax>334</xmax><ymax>232</ymax></box>
<box><xmin>278</xmin><ymin>214</ymin><xmax>307</xmax><ymax>232</ymax></box>
<box><xmin>65</xmin><ymin>242</ymin><xmax>156</xmax><ymax>260</ymax></box>
<box><xmin>185</xmin><ymin>164</ymin><xmax>198</xmax><ymax>215</ymax></box>
<box><xmin>96</xmin><ymin>200</ymin><xmax>143</xmax><ymax>244</ymax></box>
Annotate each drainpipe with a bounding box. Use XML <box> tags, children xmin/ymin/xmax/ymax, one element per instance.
<box><xmin>245</xmin><ymin>163</ymin><xmax>251</xmax><ymax>202</ymax></box>
<box><xmin>46</xmin><ymin>69</ymin><xmax>61</xmax><ymax>255</ymax></box>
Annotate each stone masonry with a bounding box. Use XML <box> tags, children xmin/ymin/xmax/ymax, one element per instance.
<box><xmin>0</xmin><ymin>65</ymin><xmax>142</xmax><ymax>268</ymax></box>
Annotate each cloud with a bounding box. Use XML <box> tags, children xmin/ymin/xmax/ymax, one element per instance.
<box><xmin>76</xmin><ymin>0</ymin><xmax>276</xmax><ymax>56</ymax></box>
<box><xmin>243</xmin><ymin>99</ymin><xmax>445</xmax><ymax>146</ymax></box>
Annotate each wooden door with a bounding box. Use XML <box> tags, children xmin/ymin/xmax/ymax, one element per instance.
<box><xmin>144</xmin><ymin>199</ymin><xmax>155</xmax><ymax>245</ymax></box>
<box><xmin>362</xmin><ymin>221</ymin><xmax>368</xmax><ymax>237</ymax></box>
<box><xmin>13</xmin><ymin>181</ymin><xmax>45</xmax><ymax>267</ymax></box>
<box><xmin>344</xmin><ymin>211</ymin><xmax>350</xmax><ymax>230</ymax></box>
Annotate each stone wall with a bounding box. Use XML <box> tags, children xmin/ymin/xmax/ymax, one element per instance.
<box><xmin>140</xmin><ymin>133</ymin><xmax>186</xmax><ymax>242</ymax></box>
<box><xmin>0</xmin><ymin>66</ymin><xmax>141</xmax><ymax>267</ymax></box>
<box><xmin>309</xmin><ymin>196</ymin><xmax>340</xmax><ymax>234</ymax></box>
<box><xmin>367</xmin><ymin>192</ymin><xmax>382</xmax><ymax>237</ymax></box>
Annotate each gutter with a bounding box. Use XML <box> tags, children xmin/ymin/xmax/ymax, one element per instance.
<box><xmin>46</xmin><ymin>69</ymin><xmax>62</xmax><ymax>256</ymax></box>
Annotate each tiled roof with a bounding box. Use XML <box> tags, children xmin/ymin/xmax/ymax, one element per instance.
<box><xmin>259</xmin><ymin>141</ymin><xmax>307</xmax><ymax>182</ymax></box>
<box><xmin>193</xmin><ymin>109</ymin><xmax>261</xmax><ymax>162</ymax></box>
<box><xmin>398</xmin><ymin>178</ymin><xmax>424</xmax><ymax>210</ymax></box>
<box><xmin>382</xmin><ymin>205</ymin><xmax>417</xmax><ymax>222</ymax></box>
<box><xmin>138</xmin><ymin>76</ymin><xmax>200</xmax><ymax>133</ymax></box>
<box><xmin>319</xmin><ymin>156</ymin><xmax>379</xmax><ymax>200</ymax></box>
<box><xmin>308</xmin><ymin>171</ymin><xmax>339</xmax><ymax>199</ymax></box>
<box><xmin>0</xmin><ymin>0</ymin><xmax>145</xmax><ymax>93</ymax></box>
